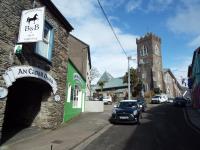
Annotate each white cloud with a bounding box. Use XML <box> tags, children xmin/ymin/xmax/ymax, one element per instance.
<box><xmin>126</xmin><ymin>0</ymin><xmax>142</xmax><ymax>12</ymax></box>
<box><xmin>125</xmin><ymin>0</ymin><xmax>173</xmax><ymax>13</ymax></box>
<box><xmin>51</xmin><ymin>0</ymin><xmax>138</xmax><ymax>83</ymax></box>
<box><xmin>167</xmin><ymin>1</ymin><xmax>200</xmax><ymax>35</ymax></box>
<box><xmin>147</xmin><ymin>0</ymin><xmax>173</xmax><ymax>12</ymax></box>
<box><xmin>171</xmin><ymin>56</ymin><xmax>192</xmax><ymax>84</ymax></box>
<box><xmin>189</xmin><ymin>35</ymin><xmax>200</xmax><ymax>48</ymax></box>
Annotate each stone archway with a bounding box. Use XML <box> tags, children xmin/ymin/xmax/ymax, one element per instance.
<box><xmin>0</xmin><ymin>77</ymin><xmax>52</xmax><ymax>145</ymax></box>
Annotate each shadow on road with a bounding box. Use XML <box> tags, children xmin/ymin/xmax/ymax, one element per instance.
<box><xmin>122</xmin><ymin>103</ymin><xmax>200</xmax><ymax>150</ymax></box>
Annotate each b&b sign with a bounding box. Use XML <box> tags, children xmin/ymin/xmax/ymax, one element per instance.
<box><xmin>18</xmin><ymin>7</ymin><xmax>45</xmax><ymax>43</ymax></box>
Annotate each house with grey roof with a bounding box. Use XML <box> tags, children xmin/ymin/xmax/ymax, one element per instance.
<box><xmin>94</xmin><ymin>72</ymin><xmax>128</xmax><ymax>101</ymax></box>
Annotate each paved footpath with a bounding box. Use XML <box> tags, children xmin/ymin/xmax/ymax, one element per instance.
<box><xmin>185</xmin><ymin>105</ymin><xmax>200</xmax><ymax>133</ymax></box>
<box><xmin>0</xmin><ymin>109</ymin><xmax>112</xmax><ymax>150</ymax></box>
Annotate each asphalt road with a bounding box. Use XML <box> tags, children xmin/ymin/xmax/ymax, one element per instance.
<box><xmin>84</xmin><ymin>103</ymin><xmax>200</xmax><ymax>150</ymax></box>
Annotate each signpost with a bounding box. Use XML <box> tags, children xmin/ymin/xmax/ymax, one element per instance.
<box><xmin>18</xmin><ymin>7</ymin><xmax>45</xmax><ymax>43</ymax></box>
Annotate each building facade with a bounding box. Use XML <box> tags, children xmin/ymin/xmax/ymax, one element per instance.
<box><xmin>163</xmin><ymin>69</ymin><xmax>182</xmax><ymax>98</ymax></box>
<box><xmin>188</xmin><ymin>47</ymin><xmax>200</xmax><ymax>108</ymax></box>
<box><xmin>64</xmin><ymin>60</ymin><xmax>86</xmax><ymax>122</ymax></box>
<box><xmin>136</xmin><ymin>33</ymin><xmax>164</xmax><ymax>92</ymax></box>
<box><xmin>0</xmin><ymin>0</ymin><xmax>73</xmax><ymax>143</ymax></box>
<box><xmin>68</xmin><ymin>34</ymin><xmax>91</xmax><ymax>100</ymax></box>
<box><xmin>94</xmin><ymin>72</ymin><xmax>128</xmax><ymax>101</ymax></box>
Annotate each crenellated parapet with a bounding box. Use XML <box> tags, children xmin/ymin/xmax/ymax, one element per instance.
<box><xmin>136</xmin><ymin>32</ymin><xmax>161</xmax><ymax>44</ymax></box>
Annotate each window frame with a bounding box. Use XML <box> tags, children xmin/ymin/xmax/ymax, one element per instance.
<box><xmin>35</xmin><ymin>21</ymin><xmax>54</xmax><ymax>63</ymax></box>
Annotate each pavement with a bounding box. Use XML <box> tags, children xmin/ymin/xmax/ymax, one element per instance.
<box><xmin>1</xmin><ymin>103</ymin><xmax>200</xmax><ymax>150</ymax></box>
<box><xmin>0</xmin><ymin>105</ymin><xmax>113</xmax><ymax>150</ymax></box>
<box><xmin>184</xmin><ymin>103</ymin><xmax>200</xmax><ymax>134</ymax></box>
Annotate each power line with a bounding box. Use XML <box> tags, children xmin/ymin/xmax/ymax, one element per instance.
<box><xmin>97</xmin><ymin>0</ymin><xmax>128</xmax><ymax>58</ymax></box>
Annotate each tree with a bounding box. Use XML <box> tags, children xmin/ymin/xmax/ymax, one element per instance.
<box><xmin>90</xmin><ymin>67</ymin><xmax>100</xmax><ymax>82</ymax></box>
<box><xmin>123</xmin><ymin>67</ymin><xmax>141</xmax><ymax>97</ymax></box>
<box><xmin>98</xmin><ymin>81</ymin><xmax>105</xmax><ymax>92</ymax></box>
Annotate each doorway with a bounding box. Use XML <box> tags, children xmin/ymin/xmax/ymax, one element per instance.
<box><xmin>1</xmin><ymin>77</ymin><xmax>51</xmax><ymax>144</ymax></box>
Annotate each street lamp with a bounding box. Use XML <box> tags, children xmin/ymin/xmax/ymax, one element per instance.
<box><xmin>128</xmin><ymin>56</ymin><xmax>136</xmax><ymax>99</ymax></box>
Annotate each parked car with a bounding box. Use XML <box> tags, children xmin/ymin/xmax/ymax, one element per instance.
<box><xmin>109</xmin><ymin>100</ymin><xmax>141</xmax><ymax>124</ymax></box>
<box><xmin>137</xmin><ymin>98</ymin><xmax>147</xmax><ymax>112</ymax></box>
<box><xmin>103</xmin><ymin>96</ymin><xmax>112</xmax><ymax>105</ymax></box>
<box><xmin>151</xmin><ymin>94</ymin><xmax>168</xmax><ymax>104</ymax></box>
<box><xmin>167</xmin><ymin>97</ymin><xmax>174</xmax><ymax>103</ymax></box>
<box><xmin>173</xmin><ymin>97</ymin><xmax>187</xmax><ymax>107</ymax></box>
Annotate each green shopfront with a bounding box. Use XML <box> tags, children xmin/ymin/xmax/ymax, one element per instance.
<box><xmin>64</xmin><ymin>60</ymin><xmax>86</xmax><ymax>122</ymax></box>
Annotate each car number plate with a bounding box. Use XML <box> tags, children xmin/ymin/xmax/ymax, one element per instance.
<box><xmin>119</xmin><ymin>116</ymin><xmax>129</xmax><ymax>119</ymax></box>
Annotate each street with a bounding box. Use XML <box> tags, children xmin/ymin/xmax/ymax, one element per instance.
<box><xmin>84</xmin><ymin>103</ymin><xmax>200</xmax><ymax>150</ymax></box>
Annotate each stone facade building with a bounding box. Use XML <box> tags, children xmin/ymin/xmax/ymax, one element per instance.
<box><xmin>136</xmin><ymin>33</ymin><xmax>164</xmax><ymax>92</ymax></box>
<box><xmin>0</xmin><ymin>0</ymin><xmax>73</xmax><ymax>143</ymax></box>
<box><xmin>163</xmin><ymin>69</ymin><xmax>182</xmax><ymax>98</ymax></box>
<box><xmin>136</xmin><ymin>33</ymin><xmax>183</xmax><ymax>97</ymax></box>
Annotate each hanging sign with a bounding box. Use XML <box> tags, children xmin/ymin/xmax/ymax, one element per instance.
<box><xmin>18</xmin><ymin>7</ymin><xmax>45</xmax><ymax>43</ymax></box>
<box><xmin>2</xmin><ymin>66</ymin><xmax>57</xmax><ymax>94</ymax></box>
<box><xmin>0</xmin><ymin>87</ymin><xmax>8</xmax><ymax>99</ymax></box>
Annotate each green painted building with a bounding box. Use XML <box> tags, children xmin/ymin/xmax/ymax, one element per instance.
<box><xmin>64</xmin><ymin>60</ymin><xmax>86</xmax><ymax>122</ymax></box>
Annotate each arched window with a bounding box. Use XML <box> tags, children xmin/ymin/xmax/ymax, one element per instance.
<box><xmin>155</xmin><ymin>44</ymin><xmax>160</xmax><ymax>55</ymax></box>
<box><xmin>141</xmin><ymin>45</ymin><xmax>148</xmax><ymax>56</ymax></box>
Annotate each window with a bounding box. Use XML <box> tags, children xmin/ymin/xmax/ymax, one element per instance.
<box><xmin>140</xmin><ymin>45</ymin><xmax>148</xmax><ymax>56</ymax></box>
<box><xmin>140</xmin><ymin>50</ymin><xmax>143</xmax><ymax>56</ymax></box>
<box><xmin>35</xmin><ymin>21</ymin><xmax>54</xmax><ymax>61</ymax></box>
<box><xmin>144</xmin><ymin>46</ymin><xmax>148</xmax><ymax>56</ymax></box>
<box><xmin>67</xmin><ymin>84</ymin><xmax>71</xmax><ymax>102</ymax></box>
<box><xmin>72</xmin><ymin>85</ymin><xmax>81</xmax><ymax>108</ymax></box>
<box><xmin>155</xmin><ymin>44</ymin><xmax>160</xmax><ymax>55</ymax></box>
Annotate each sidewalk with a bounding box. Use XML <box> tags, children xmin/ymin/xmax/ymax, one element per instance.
<box><xmin>185</xmin><ymin>105</ymin><xmax>200</xmax><ymax>132</ymax></box>
<box><xmin>0</xmin><ymin>109</ymin><xmax>112</xmax><ymax>150</ymax></box>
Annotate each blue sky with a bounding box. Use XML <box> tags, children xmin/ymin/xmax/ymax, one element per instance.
<box><xmin>52</xmin><ymin>0</ymin><xmax>200</xmax><ymax>83</ymax></box>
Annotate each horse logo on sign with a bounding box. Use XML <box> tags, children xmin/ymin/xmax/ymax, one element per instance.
<box><xmin>26</xmin><ymin>13</ymin><xmax>38</xmax><ymax>24</ymax></box>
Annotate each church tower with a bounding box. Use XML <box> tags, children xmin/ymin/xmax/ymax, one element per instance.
<box><xmin>136</xmin><ymin>33</ymin><xmax>164</xmax><ymax>92</ymax></box>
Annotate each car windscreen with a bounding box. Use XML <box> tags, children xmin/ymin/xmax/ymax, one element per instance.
<box><xmin>119</xmin><ymin>102</ymin><xmax>137</xmax><ymax>108</ymax></box>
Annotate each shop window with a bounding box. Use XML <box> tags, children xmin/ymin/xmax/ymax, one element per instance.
<box><xmin>35</xmin><ymin>21</ymin><xmax>54</xmax><ymax>62</ymax></box>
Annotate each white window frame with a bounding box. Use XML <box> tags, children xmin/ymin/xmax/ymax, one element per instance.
<box><xmin>35</xmin><ymin>21</ymin><xmax>54</xmax><ymax>62</ymax></box>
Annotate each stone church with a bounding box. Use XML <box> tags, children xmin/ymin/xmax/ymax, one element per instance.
<box><xmin>136</xmin><ymin>33</ymin><xmax>182</xmax><ymax>98</ymax></box>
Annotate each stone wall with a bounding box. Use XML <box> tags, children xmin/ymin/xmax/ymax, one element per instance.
<box><xmin>0</xmin><ymin>0</ymin><xmax>71</xmax><ymax>130</ymax></box>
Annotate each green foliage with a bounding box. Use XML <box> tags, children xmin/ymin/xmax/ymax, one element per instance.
<box><xmin>98</xmin><ymin>81</ymin><xmax>105</xmax><ymax>92</ymax></box>
<box><xmin>123</xmin><ymin>68</ymin><xmax>143</xmax><ymax>97</ymax></box>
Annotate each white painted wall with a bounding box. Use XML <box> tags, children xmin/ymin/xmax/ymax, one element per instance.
<box><xmin>85</xmin><ymin>101</ymin><xmax>104</xmax><ymax>112</ymax></box>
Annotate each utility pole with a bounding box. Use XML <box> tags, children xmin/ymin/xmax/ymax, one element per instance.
<box><xmin>128</xmin><ymin>56</ymin><xmax>136</xmax><ymax>99</ymax></box>
<box><xmin>128</xmin><ymin>56</ymin><xmax>131</xmax><ymax>99</ymax></box>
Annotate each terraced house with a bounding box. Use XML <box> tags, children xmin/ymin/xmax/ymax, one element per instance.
<box><xmin>0</xmin><ymin>0</ymin><xmax>91</xmax><ymax>144</ymax></box>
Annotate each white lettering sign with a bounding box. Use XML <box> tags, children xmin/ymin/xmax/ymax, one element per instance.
<box><xmin>3</xmin><ymin>66</ymin><xmax>57</xmax><ymax>94</ymax></box>
<box><xmin>0</xmin><ymin>87</ymin><xmax>8</xmax><ymax>99</ymax></box>
<box><xmin>18</xmin><ymin>7</ymin><xmax>45</xmax><ymax>43</ymax></box>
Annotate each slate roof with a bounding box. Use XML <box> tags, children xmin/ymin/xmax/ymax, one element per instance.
<box><xmin>97</xmin><ymin>71</ymin><xmax>113</xmax><ymax>83</ymax></box>
<box><xmin>96</xmin><ymin>77</ymin><xmax>128</xmax><ymax>90</ymax></box>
